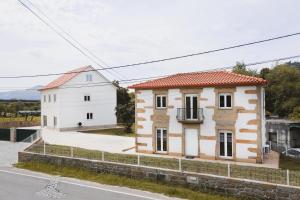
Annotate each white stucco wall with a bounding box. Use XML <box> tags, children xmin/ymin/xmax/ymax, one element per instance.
<box><xmin>136</xmin><ymin>85</ymin><xmax>264</xmax><ymax>162</ymax></box>
<box><xmin>136</xmin><ymin>90</ymin><xmax>153</xmax><ymax>151</ymax></box>
<box><xmin>41</xmin><ymin>67</ymin><xmax>116</xmax><ymax>129</ymax></box>
<box><xmin>235</xmin><ymin>86</ymin><xmax>258</xmax><ymax>159</ymax></box>
<box><xmin>199</xmin><ymin>87</ymin><xmax>216</xmax><ymax>156</ymax></box>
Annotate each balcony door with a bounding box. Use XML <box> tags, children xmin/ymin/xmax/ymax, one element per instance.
<box><xmin>185</xmin><ymin>94</ymin><xmax>198</xmax><ymax>120</ymax></box>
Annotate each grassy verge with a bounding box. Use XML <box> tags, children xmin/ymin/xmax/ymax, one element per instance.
<box><xmin>16</xmin><ymin>162</ymin><xmax>239</xmax><ymax>200</ymax></box>
<box><xmin>81</xmin><ymin>127</ymin><xmax>135</xmax><ymax>137</ymax></box>
<box><xmin>279</xmin><ymin>154</ymin><xmax>300</xmax><ymax>171</ymax></box>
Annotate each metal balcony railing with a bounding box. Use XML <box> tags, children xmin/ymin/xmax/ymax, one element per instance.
<box><xmin>176</xmin><ymin>108</ymin><xmax>204</xmax><ymax>123</ymax></box>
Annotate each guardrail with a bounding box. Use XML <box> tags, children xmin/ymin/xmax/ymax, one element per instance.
<box><xmin>176</xmin><ymin>108</ymin><xmax>204</xmax><ymax>123</ymax></box>
<box><xmin>24</xmin><ymin>143</ymin><xmax>300</xmax><ymax>187</ymax></box>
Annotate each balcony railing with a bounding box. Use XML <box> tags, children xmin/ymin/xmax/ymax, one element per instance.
<box><xmin>176</xmin><ymin>108</ymin><xmax>204</xmax><ymax>123</ymax></box>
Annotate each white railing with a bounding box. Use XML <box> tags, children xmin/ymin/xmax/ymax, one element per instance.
<box><xmin>20</xmin><ymin>129</ymin><xmax>41</xmax><ymax>143</ymax></box>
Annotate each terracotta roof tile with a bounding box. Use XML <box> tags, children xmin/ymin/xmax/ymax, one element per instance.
<box><xmin>129</xmin><ymin>71</ymin><xmax>267</xmax><ymax>89</ymax></box>
<box><xmin>40</xmin><ymin>66</ymin><xmax>91</xmax><ymax>91</ymax></box>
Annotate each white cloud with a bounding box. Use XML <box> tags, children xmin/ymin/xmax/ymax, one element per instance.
<box><xmin>0</xmin><ymin>0</ymin><xmax>300</xmax><ymax>90</ymax></box>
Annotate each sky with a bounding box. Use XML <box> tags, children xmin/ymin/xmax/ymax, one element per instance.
<box><xmin>0</xmin><ymin>0</ymin><xmax>300</xmax><ymax>91</ymax></box>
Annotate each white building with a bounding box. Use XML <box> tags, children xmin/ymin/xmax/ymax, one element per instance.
<box><xmin>40</xmin><ymin>65</ymin><xmax>117</xmax><ymax>131</ymax></box>
<box><xmin>129</xmin><ymin>71</ymin><xmax>267</xmax><ymax>163</ymax></box>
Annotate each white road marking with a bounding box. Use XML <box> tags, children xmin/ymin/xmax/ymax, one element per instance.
<box><xmin>0</xmin><ymin>169</ymin><xmax>159</xmax><ymax>200</ymax></box>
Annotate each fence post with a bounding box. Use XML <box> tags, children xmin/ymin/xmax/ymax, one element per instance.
<box><xmin>102</xmin><ymin>151</ymin><xmax>104</xmax><ymax>161</ymax></box>
<box><xmin>70</xmin><ymin>147</ymin><xmax>73</xmax><ymax>158</ymax></box>
<box><xmin>227</xmin><ymin>163</ymin><xmax>231</xmax><ymax>178</ymax></box>
<box><xmin>137</xmin><ymin>154</ymin><xmax>140</xmax><ymax>166</ymax></box>
<box><xmin>179</xmin><ymin>158</ymin><xmax>182</xmax><ymax>172</ymax></box>
<box><xmin>43</xmin><ymin>141</ymin><xmax>46</xmax><ymax>155</ymax></box>
<box><xmin>287</xmin><ymin>170</ymin><xmax>290</xmax><ymax>185</ymax></box>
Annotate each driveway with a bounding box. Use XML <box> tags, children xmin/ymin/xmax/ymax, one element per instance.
<box><xmin>0</xmin><ymin>141</ymin><xmax>29</xmax><ymax>166</ymax></box>
<box><xmin>0</xmin><ymin>168</ymin><xmax>178</xmax><ymax>200</ymax></box>
<box><xmin>42</xmin><ymin>129</ymin><xmax>135</xmax><ymax>153</ymax></box>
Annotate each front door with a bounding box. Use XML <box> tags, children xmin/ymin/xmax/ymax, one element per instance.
<box><xmin>185</xmin><ymin>95</ymin><xmax>198</xmax><ymax>120</ymax></box>
<box><xmin>185</xmin><ymin>129</ymin><xmax>198</xmax><ymax>156</ymax></box>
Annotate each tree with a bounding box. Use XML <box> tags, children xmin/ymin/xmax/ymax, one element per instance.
<box><xmin>264</xmin><ymin>64</ymin><xmax>300</xmax><ymax>119</ymax></box>
<box><xmin>113</xmin><ymin>81</ymin><xmax>135</xmax><ymax>133</ymax></box>
<box><xmin>232</xmin><ymin>62</ymin><xmax>258</xmax><ymax>77</ymax></box>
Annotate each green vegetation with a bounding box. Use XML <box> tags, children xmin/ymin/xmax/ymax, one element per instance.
<box><xmin>25</xmin><ymin>143</ymin><xmax>300</xmax><ymax>186</ymax></box>
<box><xmin>0</xmin><ymin>100</ymin><xmax>40</xmax><ymax>117</ymax></box>
<box><xmin>233</xmin><ymin>62</ymin><xmax>300</xmax><ymax>120</ymax></box>
<box><xmin>114</xmin><ymin>81</ymin><xmax>135</xmax><ymax>133</ymax></box>
<box><xmin>279</xmin><ymin>154</ymin><xmax>300</xmax><ymax>171</ymax></box>
<box><xmin>16</xmin><ymin>162</ymin><xmax>240</xmax><ymax>200</ymax></box>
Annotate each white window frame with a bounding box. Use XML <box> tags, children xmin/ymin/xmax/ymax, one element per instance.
<box><xmin>219</xmin><ymin>130</ymin><xmax>233</xmax><ymax>159</ymax></box>
<box><xmin>86</xmin><ymin>74</ymin><xmax>92</xmax><ymax>82</ymax></box>
<box><xmin>156</xmin><ymin>95</ymin><xmax>167</xmax><ymax>109</ymax></box>
<box><xmin>219</xmin><ymin>93</ymin><xmax>232</xmax><ymax>109</ymax></box>
<box><xmin>53</xmin><ymin>94</ymin><xmax>56</xmax><ymax>102</ymax></box>
<box><xmin>48</xmin><ymin>94</ymin><xmax>51</xmax><ymax>103</ymax></box>
<box><xmin>185</xmin><ymin>94</ymin><xmax>198</xmax><ymax>120</ymax></box>
<box><xmin>156</xmin><ymin>128</ymin><xmax>167</xmax><ymax>153</ymax></box>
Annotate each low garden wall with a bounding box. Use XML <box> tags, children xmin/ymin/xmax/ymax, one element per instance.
<box><xmin>19</xmin><ymin>151</ymin><xmax>300</xmax><ymax>200</ymax></box>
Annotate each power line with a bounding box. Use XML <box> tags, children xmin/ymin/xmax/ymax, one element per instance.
<box><xmin>2</xmin><ymin>54</ymin><xmax>300</xmax><ymax>91</ymax></box>
<box><xmin>22</xmin><ymin>0</ymin><xmax>127</xmax><ymax>80</ymax></box>
<box><xmin>16</xmin><ymin>0</ymin><xmax>124</xmax><ymax>80</ymax></box>
<box><xmin>2</xmin><ymin>51</ymin><xmax>300</xmax><ymax>79</ymax></box>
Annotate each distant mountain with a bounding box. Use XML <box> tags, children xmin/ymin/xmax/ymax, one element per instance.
<box><xmin>0</xmin><ymin>85</ymin><xmax>42</xmax><ymax>100</ymax></box>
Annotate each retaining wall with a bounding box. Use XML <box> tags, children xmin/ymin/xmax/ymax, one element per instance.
<box><xmin>18</xmin><ymin>151</ymin><xmax>300</xmax><ymax>200</ymax></box>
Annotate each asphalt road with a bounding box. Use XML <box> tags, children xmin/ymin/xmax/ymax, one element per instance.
<box><xmin>0</xmin><ymin>168</ymin><xmax>178</xmax><ymax>200</ymax></box>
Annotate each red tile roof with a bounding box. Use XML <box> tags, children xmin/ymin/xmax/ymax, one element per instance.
<box><xmin>129</xmin><ymin>71</ymin><xmax>267</xmax><ymax>89</ymax></box>
<box><xmin>40</xmin><ymin>66</ymin><xmax>91</xmax><ymax>91</ymax></box>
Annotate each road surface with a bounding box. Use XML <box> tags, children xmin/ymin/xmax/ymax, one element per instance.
<box><xmin>0</xmin><ymin>167</ymin><xmax>179</xmax><ymax>200</ymax></box>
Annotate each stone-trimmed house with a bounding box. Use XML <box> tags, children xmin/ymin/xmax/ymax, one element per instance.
<box><xmin>40</xmin><ymin>65</ymin><xmax>117</xmax><ymax>131</ymax></box>
<box><xmin>129</xmin><ymin>71</ymin><xmax>267</xmax><ymax>163</ymax></box>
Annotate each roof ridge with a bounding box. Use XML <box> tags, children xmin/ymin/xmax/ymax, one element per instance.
<box><xmin>225</xmin><ymin>71</ymin><xmax>265</xmax><ymax>81</ymax></box>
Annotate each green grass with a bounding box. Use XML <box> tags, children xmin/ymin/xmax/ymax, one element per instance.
<box><xmin>0</xmin><ymin>116</ymin><xmax>40</xmax><ymax>122</ymax></box>
<box><xmin>16</xmin><ymin>162</ymin><xmax>240</xmax><ymax>200</ymax></box>
<box><xmin>81</xmin><ymin>127</ymin><xmax>135</xmax><ymax>137</ymax></box>
<box><xmin>279</xmin><ymin>154</ymin><xmax>300</xmax><ymax>171</ymax></box>
<box><xmin>25</xmin><ymin>144</ymin><xmax>300</xmax><ymax>187</ymax></box>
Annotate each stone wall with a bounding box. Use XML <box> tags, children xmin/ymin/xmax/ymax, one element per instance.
<box><xmin>19</xmin><ymin>151</ymin><xmax>300</xmax><ymax>200</ymax></box>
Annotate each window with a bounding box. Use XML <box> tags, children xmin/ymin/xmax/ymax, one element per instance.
<box><xmin>156</xmin><ymin>128</ymin><xmax>167</xmax><ymax>152</ymax></box>
<box><xmin>53</xmin><ymin>116</ymin><xmax>57</xmax><ymax>127</ymax></box>
<box><xmin>48</xmin><ymin>94</ymin><xmax>51</xmax><ymax>103</ymax></box>
<box><xmin>53</xmin><ymin>94</ymin><xmax>56</xmax><ymax>102</ymax></box>
<box><xmin>43</xmin><ymin>95</ymin><xmax>46</xmax><ymax>103</ymax></box>
<box><xmin>219</xmin><ymin>93</ymin><xmax>232</xmax><ymax>108</ymax></box>
<box><xmin>219</xmin><ymin>131</ymin><xmax>233</xmax><ymax>158</ymax></box>
<box><xmin>185</xmin><ymin>94</ymin><xmax>198</xmax><ymax>120</ymax></box>
<box><xmin>156</xmin><ymin>95</ymin><xmax>166</xmax><ymax>109</ymax></box>
<box><xmin>86</xmin><ymin>74</ymin><xmax>92</xmax><ymax>81</ymax></box>
<box><xmin>43</xmin><ymin>115</ymin><xmax>47</xmax><ymax>126</ymax></box>
<box><xmin>84</xmin><ymin>95</ymin><xmax>91</xmax><ymax>101</ymax></box>
<box><xmin>87</xmin><ymin>113</ymin><xmax>93</xmax><ymax>120</ymax></box>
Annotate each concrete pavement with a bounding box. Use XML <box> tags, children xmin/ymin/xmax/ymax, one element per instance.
<box><xmin>42</xmin><ymin>129</ymin><xmax>135</xmax><ymax>153</ymax></box>
<box><xmin>0</xmin><ymin>167</ymin><xmax>180</xmax><ymax>200</ymax></box>
<box><xmin>0</xmin><ymin>141</ymin><xmax>29</xmax><ymax>166</ymax></box>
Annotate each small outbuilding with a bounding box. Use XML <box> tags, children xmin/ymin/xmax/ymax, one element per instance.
<box><xmin>266</xmin><ymin>119</ymin><xmax>300</xmax><ymax>149</ymax></box>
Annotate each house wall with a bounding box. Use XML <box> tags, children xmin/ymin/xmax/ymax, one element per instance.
<box><xmin>41</xmin><ymin>69</ymin><xmax>117</xmax><ymax>130</ymax></box>
<box><xmin>135</xmin><ymin>85</ymin><xmax>265</xmax><ymax>163</ymax></box>
<box><xmin>41</xmin><ymin>88</ymin><xmax>60</xmax><ymax>128</ymax></box>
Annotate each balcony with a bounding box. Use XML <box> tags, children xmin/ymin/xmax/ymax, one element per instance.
<box><xmin>176</xmin><ymin>108</ymin><xmax>204</xmax><ymax>124</ymax></box>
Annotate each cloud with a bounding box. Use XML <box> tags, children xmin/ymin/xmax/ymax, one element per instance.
<box><xmin>0</xmin><ymin>0</ymin><xmax>300</xmax><ymax>90</ymax></box>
